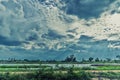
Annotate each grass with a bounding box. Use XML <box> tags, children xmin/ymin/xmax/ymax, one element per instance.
<box><xmin>0</xmin><ymin>63</ymin><xmax>120</xmax><ymax>72</ymax></box>
<box><xmin>95</xmin><ymin>65</ymin><xmax>120</xmax><ymax>70</ymax></box>
<box><xmin>96</xmin><ymin>72</ymin><xmax>120</xmax><ymax>79</ymax></box>
<box><xmin>0</xmin><ymin>63</ymin><xmax>120</xmax><ymax>73</ymax></box>
<box><xmin>0</xmin><ymin>63</ymin><xmax>120</xmax><ymax>80</ymax></box>
<box><xmin>0</xmin><ymin>64</ymin><xmax>52</xmax><ymax>72</ymax></box>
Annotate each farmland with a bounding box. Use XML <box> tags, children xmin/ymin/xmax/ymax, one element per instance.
<box><xmin>0</xmin><ymin>55</ymin><xmax>120</xmax><ymax>80</ymax></box>
<box><xmin>0</xmin><ymin>62</ymin><xmax>119</xmax><ymax>80</ymax></box>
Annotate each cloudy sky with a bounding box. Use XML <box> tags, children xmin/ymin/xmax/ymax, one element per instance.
<box><xmin>0</xmin><ymin>0</ymin><xmax>120</xmax><ymax>60</ymax></box>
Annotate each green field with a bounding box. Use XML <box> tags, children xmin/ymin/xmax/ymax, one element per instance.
<box><xmin>0</xmin><ymin>63</ymin><xmax>120</xmax><ymax>71</ymax></box>
<box><xmin>0</xmin><ymin>64</ymin><xmax>49</xmax><ymax>72</ymax></box>
<box><xmin>0</xmin><ymin>63</ymin><xmax>119</xmax><ymax>80</ymax></box>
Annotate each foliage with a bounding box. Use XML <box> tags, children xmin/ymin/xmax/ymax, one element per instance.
<box><xmin>88</xmin><ymin>57</ymin><xmax>94</xmax><ymax>62</ymax></box>
<box><xmin>96</xmin><ymin>65</ymin><xmax>120</xmax><ymax>70</ymax></box>
<box><xmin>0</xmin><ymin>68</ymin><xmax>92</xmax><ymax>80</ymax></box>
<box><xmin>99</xmin><ymin>72</ymin><xmax>120</xmax><ymax>79</ymax></box>
<box><xmin>64</xmin><ymin>55</ymin><xmax>77</xmax><ymax>62</ymax></box>
<box><xmin>95</xmin><ymin>58</ymin><xmax>99</xmax><ymax>62</ymax></box>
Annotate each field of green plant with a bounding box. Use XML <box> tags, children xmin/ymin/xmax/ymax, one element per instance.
<box><xmin>95</xmin><ymin>65</ymin><xmax>120</xmax><ymax>70</ymax></box>
<box><xmin>0</xmin><ymin>63</ymin><xmax>119</xmax><ymax>80</ymax></box>
<box><xmin>0</xmin><ymin>63</ymin><xmax>120</xmax><ymax>71</ymax></box>
<box><xmin>0</xmin><ymin>64</ymin><xmax>50</xmax><ymax>72</ymax></box>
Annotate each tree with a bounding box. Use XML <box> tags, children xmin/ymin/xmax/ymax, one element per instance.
<box><xmin>64</xmin><ymin>55</ymin><xmax>77</xmax><ymax>62</ymax></box>
<box><xmin>116</xmin><ymin>55</ymin><xmax>120</xmax><ymax>60</ymax></box>
<box><xmin>95</xmin><ymin>58</ymin><xmax>99</xmax><ymax>62</ymax></box>
<box><xmin>106</xmin><ymin>58</ymin><xmax>111</xmax><ymax>62</ymax></box>
<box><xmin>115</xmin><ymin>55</ymin><xmax>120</xmax><ymax>63</ymax></box>
<box><xmin>81</xmin><ymin>58</ymin><xmax>86</xmax><ymax>63</ymax></box>
<box><xmin>89</xmin><ymin>57</ymin><xmax>94</xmax><ymax>62</ymax></box>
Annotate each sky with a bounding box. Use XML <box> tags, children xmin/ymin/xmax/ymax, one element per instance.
<box><xmin>0</xmin><ymin>0</ymin><xmax>120</xmax><ymax>60</ymax></box>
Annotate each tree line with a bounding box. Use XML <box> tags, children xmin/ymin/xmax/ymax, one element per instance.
<box><xmin>1</xmin><ymin>54</ymin><xmax>120</xmax><ymax>63</ymax></box>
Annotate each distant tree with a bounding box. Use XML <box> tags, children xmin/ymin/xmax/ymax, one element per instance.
<box><xmin>65</xmin><ymin>56</ymin><xmax>70</xmax><ymax>62</ymax></box>
<box><xmin>114</xmin><ymin>59</ymin><xmax>118</xmax><ymax>63</ymax></box>
<box><xmin>81</xmin><ymin>58</ymin><xmax>86</xmax><ymax>63</ymax></box>
<box><xmin>95</xmin><ymin>58</ymin><xmax>99</xmax><ymax>62</ymax></box>
<box><xmin>116</xmin><ymin>55</ymin><xmax>120</xmax><ymax>60</ymax></box>
<box><xmin>64</xmin><ymin>55</ymin><xmax>77</xmax><ymax>62</ymax></box>
<box><xmin>100</xmin><ymin>59</ymin><xmax>103</xmax><ymax>62</ymax></box>
<box><xmin>106</xmin><ymin>58</ymin><xmax>111</xmax><ymax>62</ymax></box>
<box><xmin>69</xmin><ymin>55</ymin><xmax>76</xmax><ymax>62</ymax></box>
<box><xmin>24</xmin><ymin>59</ymin><xmax>29</xmax><ymax>62</ymax></box>
<box><xmin>89</xmin><ymin>57</ymin><xmax>94</xmax><ymax>62</ymax></box>
<box><xmin>47</xmin><ymin>59</ymin><xmax>57</xmax><ymax>62</ymax></box>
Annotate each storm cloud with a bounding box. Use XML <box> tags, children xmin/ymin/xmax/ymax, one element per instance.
<box><xmin>62</xmin><ymin>0</ymin><xmax>115</xmax><ymax>19</ymax></box>
<box><xmin>0</xmin><ymin>0</ymin><xmax>120</xmax><ymax>60</ymax></box>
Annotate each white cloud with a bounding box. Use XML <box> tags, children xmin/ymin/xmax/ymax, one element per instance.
<box><xmin>0</xmin><ymin>0</ymin><xmax>120</xmax><ymax>51</ymax></box>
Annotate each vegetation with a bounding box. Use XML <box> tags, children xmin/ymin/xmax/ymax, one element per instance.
<box><xmin>0</xmin><ymin>68</ymin><xmax>92</xmax><ymax>80</ymax></box>
<box><xmin>88</xmin><ymin>57</ymin><xmax>94</xmax><ymax>62</ymax></box>
<box><xmin>95</xmin><ymin>58</ymin><xmax>99</xmax><ymax>62</ymax></box>
<box><xmin>64</xmin><ymin>55</ymin><xmax>77</xmax><ymax>62</ymax></box>
<box><xmin>1</xmin><ymin>54</ymin><xmax>120</xmax><ymax>64</ymax></box>
<box><xmin>96</xmin><ymin>72</ymin><xmax>120</xmax><ymax>79</ymax></box>
<box><xmin>0</xmin><ymin>55</ymin><xmax>120</xmax><ymax>80</ymax></box>
<box><xmin>95</xmin><ymin>65</ymin><xmax>120</xmax><ymax>70</ymax></box>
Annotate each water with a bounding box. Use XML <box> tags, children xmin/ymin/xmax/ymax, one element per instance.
<box><xmin>0</xmin><ymin>63</ymin><xmax>91</xmax><ymax>68</ymax></box>
<box><xmin>41</xmin><ymin>64</ymin><xmax>91</xmax><ymax>68</ymax></box>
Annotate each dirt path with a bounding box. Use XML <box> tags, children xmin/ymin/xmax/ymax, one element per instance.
<box><xmin>86</xmin><ymin>70</ymin><xmax>120</xmax><ymax>73</ymax></box>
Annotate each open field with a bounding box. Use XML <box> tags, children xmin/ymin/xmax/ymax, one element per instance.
<box><xmin>0</xmin><ymin>63</ymin><xmax>119</xmax><ymax>80</ymax></box>
<box><xmin>0</xmin><ymin>63</ymin><xmax>120</xmax><ymax>72</ymax></box>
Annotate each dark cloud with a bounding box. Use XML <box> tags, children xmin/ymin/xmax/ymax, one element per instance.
<box><xmin>41</xmin><ymin>29</ymin><xmax>66</xmax><ymax>40</ymax></box>
<box><xmin>26</xmin><ymin>33</ymin><xmax>39</xmax><ymax>41</ymax></box>
<box><xmin>62</xmin><ymin>0</ymin><xmax>115</xmax><ymax>19</ymax></box>
<box><xmin>0</xmin><ymin>36</ymin><xmax>22</xmax><ymax>46</ymax></box>
<box><xmin>0</xmin><ymin>0</ymin><xmax>119</xmax><ymax>60</ymax></box>
<box><xmin>79</xmin><ymin>35</ymin><xmax>93</xmax><ymax>41</ymax></box>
